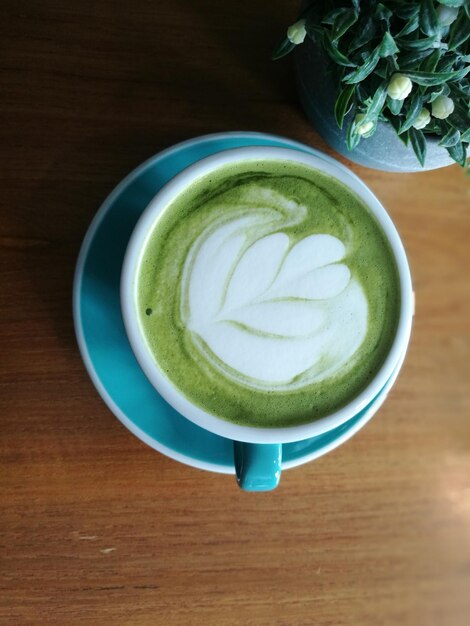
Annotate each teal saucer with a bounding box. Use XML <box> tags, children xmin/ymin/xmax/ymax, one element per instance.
<box><xmin>73</xmin><ymin>132</ymin><xmax>403</xmax><ymax>474</ymax></box>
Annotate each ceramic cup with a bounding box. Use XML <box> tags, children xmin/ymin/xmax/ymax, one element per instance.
<box><xmin>121</xmin><ymin>147</ymin><xmax>413</xmax><ymax>491</ymax></box>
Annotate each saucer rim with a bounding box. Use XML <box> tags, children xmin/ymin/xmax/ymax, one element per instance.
<box><xmin>73</xmin><ymin>131</ymin><xmax>404</xmax><ymax>474</ymax></box>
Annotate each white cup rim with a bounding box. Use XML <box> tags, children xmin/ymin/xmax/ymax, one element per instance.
<box><xmin>121</xmin><ymin>146</ymin><xmax>413</xmax><ymax>444</ymax></box>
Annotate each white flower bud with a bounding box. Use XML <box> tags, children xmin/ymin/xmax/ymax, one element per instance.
<box><xmin>412</xmin><ymin>108</ymin><xmax>431</xmax><ymax>130</ymax></box>
<box><xmin>437</xmin><ymin>5</ymin><xmax>459</xmax><ymax>26</ymax></box>
<box><xmin>287</xmin><ymin>19</ymin><xmax>307</xmax><ymax>45</ymax></box>
<box><xmin>355</xmin><ymin>114</ymin><xmax>374</xmax><ymax>136</ymax></box>
<box><xmin>387</xmin><ymin>74</ymin><xmax>413</xmax><ymax>101</ymax></box>
<box><xmin>432</xmin><ymin>95</ymin><xmax>455</xmax><ymax>119</ymax></box>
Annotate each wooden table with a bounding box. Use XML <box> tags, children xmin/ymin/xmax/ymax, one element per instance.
<box><xmin>1</xmin><ymin>2</ymin><xmax>469</xmax><ymax>624</ymax></box>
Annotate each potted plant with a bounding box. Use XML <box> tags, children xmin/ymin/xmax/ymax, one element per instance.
<box><xmin>274</xmin><ymin>0</ymin><xmax>469</xmax><ymax>172</ymax></box>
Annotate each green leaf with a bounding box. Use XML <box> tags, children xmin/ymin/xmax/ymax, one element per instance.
<box><xmin>375</xmin><ymin>3</ymin><xmax>393</xmax><ymax>24</ymax></box>
<box><xmin>409</xmin><ymin>127</ymin><xmax>427</xmax><ymax>166</ymax></box>
<box><xmin>437</xmin><ymin>52</ymin><xmax>459</xmax><ymax>72</ymax></box>
<box><xmin>400</xmin><ymin>129</ymin><xmax>411</xmax><ymax>147</ymax></box>
<box><xmin>272</xmin><ymin>37</ymin><xmax>296</xmax><ymax>60</ymax></box>
<box><xmin>436</xmin><ymin>0</ymin><xmax>465</xmax><ymax>7</ymax></box>
<box><xmin>331</xmin><ymin>8</ymin><xmax>359</xmax><ymax>43</ymax></box>
<box><xmin>403</xmin><ymin>66</ymin><xmax>470</xmax><ymax>86</ymax></box>
<box><xmin>388</xmin><ymin>96</ymin><xmax>404</xmax><ymax>115</ymax></box>
<box><xmin>426</xmin><ymin>83</ymin><xmax>451</xmax><ymax>102</ymax></box>
<box><xmin>420</xmin><ymin>48</ymin><xmax>441</xmax><ymax>73</ymax></box>
<box><xmin>335</xmin><ymin>84</ymin><xmax>356</xmax><ymax>129</ymax></box>
<box><xmin>438</xmin><ymin>126</ymin><xmax>461</xmax><ymax>147</ymax></box>
<box><xmin>344</xmin><ymin>31</ymin><xmax>398</xmax><ymax>83</ymax></box>
<box><xmin>349</xmin><ymin>16</ymin><xmax>376</xmax><ymax>53</ymax></box>
<box><xmin>396</xmin><ymin>5</ymin><xmax>420</xmax><ymax>20</ymax></box>
<box><xmin>379</xmin><ymin>32</ymin><xmax>399</xmax><ymax>57</ymax></box>
<box><xmin>360</xmin><ymin>83</ymin><xmax>388</xmax><ymax>126</ymax></box>
<box><xmin>387</xmin><ymin>54</ymin><xmax>400</xmax><ymax>72</ymax></box>
<box><xmin>399</xmin><ymin>48</ymin><xmax>435</xmax><ymax>70</ymax></box>
<box><xmin>322</xmin><ymin>8</ymin><xmax>347</xmax><ymax>26</ymax></box>
<box><xmin>323</xmin><ymin>35</ymin><xmax>357</xmax><ymax>67</ymax></box>
<box><xmin>424</xmin><ymin>119</ymin><xmax>442</xmax><ymax>135</ymax></box>
<box><xmin>388</xmin><ymin>113</ymin><xmax>410</xmax><ymax>145</ymax></box>
<box><xmin>346</xmin><ymin>119</ymin><xmax>361</xmax><ymax>151</ymax></box>
<box><xmin>399</xmin><ymin>92</ymin><xmax>425</xmax><ymax>133</ymax></box>
<box><xmin>460</xmin><ymin>83</ymin><xmax>470</xmax><ymax>97</ymax></box>
<box><xmin>343</xmin><ymin>47</ymin><xmax>381</xmax><ymax>83</ymax></box>
<box><xmin>448</xmin><ymin>10</ymin><xmax>470</xmax><ymax>51</ymax></box>
<box><xmin>419</xmin><ymin>0</ymin><xmax>440</xmax><ymax>36</ymax></box>
<box><xmin>395</xmin><ymin>36</ymin><xmax>440</xmax><ymax>50</ymax></box>
<box><xmin>448</xmin><ymin>101</ymin><xmax>470</xmax><ymax>132</ymax></box>
<box><xmin>447</xmin><ymin>142</ymin><xmax>467</xmax><ymax>167</ymax></box>
<box><xmin>399</xmin><ymin>50</ymin><xmax>432</xmax><ymax>73</ymax></box>
<box><xmin>460</xmin><ymin>128</ymin><xmax>470</xmax><ymax>143</ymax></box>
<box><xmin>448</xmin><ymin>82</ymin><xmax>470</xmax><ymax>100</ymax></box>
<box><xmin>396</xmin><ymin>14</ymin><xmax>419</xmax><ymax>37</ymax></box>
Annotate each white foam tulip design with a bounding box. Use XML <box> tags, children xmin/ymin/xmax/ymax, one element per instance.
<box><xmin>181</xmin><ymin>205</ymin><xmax>368</xmax><ymax>390</ymax></box>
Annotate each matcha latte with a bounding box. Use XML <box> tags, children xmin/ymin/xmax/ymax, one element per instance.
<box><xmin>135</xmin><ymin>159</ymin><xmax>400</xmax><ymax>428</ymax></box>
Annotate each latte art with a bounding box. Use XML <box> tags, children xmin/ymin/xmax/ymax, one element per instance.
<box><xmin>137</xmin><ymin>159</ymin><xmax>400</xmax><ymax>428</ymax></box>
<box><xmin>181</xmin><ymin>191</ymin><xmax>368</xmax><ymax>389</ymax></box>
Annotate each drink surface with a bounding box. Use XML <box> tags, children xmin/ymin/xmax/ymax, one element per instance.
<box><xmin>137</xmin><ymin>159</ymin><xmax>400</xmax><ymax>428</ymax></box>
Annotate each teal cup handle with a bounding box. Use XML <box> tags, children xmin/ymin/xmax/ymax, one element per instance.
<box><xmin>233</xmin><ymin>442</ymin><xmax>282</xmax><ymax>491</ymax></box>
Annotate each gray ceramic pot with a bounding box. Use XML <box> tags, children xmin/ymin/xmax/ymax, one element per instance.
<box><xmin>295</xmin><ymin>37</ymin><xmax>454</xmax><ymax>172</ymax></box>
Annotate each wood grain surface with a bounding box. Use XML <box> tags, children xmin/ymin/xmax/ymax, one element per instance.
<box><xmin>1</xmin><ymin>2</ymin><xmax>469</xmax><ymax>625</ymax></box>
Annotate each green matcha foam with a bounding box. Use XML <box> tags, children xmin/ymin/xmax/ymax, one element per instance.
<box><xmin>137</xmin><ymin>159</ymin><xmax>400</xmax><ymax>428</ymax></box>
